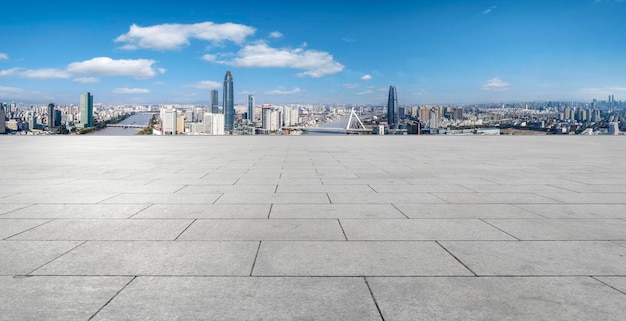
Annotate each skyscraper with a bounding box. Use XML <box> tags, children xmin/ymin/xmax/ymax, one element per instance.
<box><xmin>79</xmin><ymin>92</ymin><xmax>94</xmax><ymax>128</ymax></box>
<box><xmin>210</xmin><ymin>89</ymin><xmax>219</xmax><ymax>114</ymax></box>
<box><xmin>0</xmin><ymin>104</ymin><xmax>5</xmax><ymax>134</ymax></box>
<box><xmin>47</xmin><ymin>103</ymin><xmax>55</xmax><ymax>129</ymax></box>
<box><xmin>247</xmin><ymin>95</ymin><xmax>255</xmax><ymax>121</ymax></box>
<box><xmin>387</xmin><ymin>86</ymin><xmax>398</xmax><ymax>129</ymax></box>
<box><xmin>223</xmin><ymin>71</ymin><xmax>234</xmax><ymax>131</ymax></box>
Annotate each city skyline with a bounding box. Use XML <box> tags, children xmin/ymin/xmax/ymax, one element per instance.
<box><xmin>1</xmin><ymin>0</ymin><xmax>626</xmax><ymax>105</ymax></box>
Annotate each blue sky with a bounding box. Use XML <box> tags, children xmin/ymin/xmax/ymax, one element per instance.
<box><xmin>1</xmin><ymin>0</ymin><xmax>625</xmax><ymax>105</ymax></box>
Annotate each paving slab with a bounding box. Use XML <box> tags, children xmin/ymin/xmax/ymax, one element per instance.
<box><xmin>370</xmin><ymin>184</ymin><xmax>474</xmax><ymax>193</ymax></box>
<box><xmin>236</xmin><ymin>178</ymin><xmax>322</xmax><ymax>185</ymax></box>
<box><xmin>175</xmin><ymin>184</ymin><xmax>277</xmax><ymax>194</ymax></box>
<box><xmin>485</xmin><ymin>219</ymin><xmax>626</xmax><ymax>240</ymax></box>
<box><xmin>270</xmin><ymin>204</ymin><xmax>406</xmax><ymax>219</ymax></box>
<box><xmin>217</xmin><ymin>193</ymin><xmax>330</xmax><ymax>204</ymax></box>
<box><xmin>321</xmin><ymin>178</ymin><xmax>411</xmax><ymax>185</ymax></box>
<box><xmin>253</xmin><ymin>241</ymin><xmax>472</xmax><ymax>276</ymax></box>
<box><xmin>102</xmin><ymin>193</ymin><xmax>222</xmax><ymax>204</ymax></box>
<box><xmin>0</xmin><ymin>219</ymin><xmax>49</xmax><ymax>239</ymax></box>
<box><xmin>0</xmin><ymin>193</ymin><xmax>119</xmax><ymax>204</ymax></box>
<box><xmin>33</xmin><ymin>241</ymin><xmax>259</xmax><ymax>276</ymax></box>
<box><xmin>538</xmin><ymin>192</ymin><xmax>626</xmax><ymax>204</ymax></box>
<box><xmin>0</xmin><ymin>204</ymin><xmax>32</xmax><ymax>216</ymax></box>
<box><xmin>594</xmin><ymin>277</ymin><xmax>626</xmax><ymax>294</ymax></box>
<box><xmin>460</xmin><ymin>184</ymin><xmax>573</xmax><ymax>193</ymax></box>
<box><xmin>432</xmin><ymin>192</ymin><xmax>559</xmax><ymax>204</ymax></box>
<box><xmin>133</xmin><ymin>204</ymin><xmax>271</xmax><ymax>219</ymax></box>
<box><xmin>92</xmin><ymin>276</ymin><xmax>381</xmax><ymax>321</ymax></box>
<box><xmin>516</xmin><ymin>204</ymin><xmax>626</xmax><ymax>219</ymax></box>
<box><xmin>328</xmin><ymin>192</ymin><xmax>445</xmax><ymax>204</ymax></box>
<box><xmin>1</xmin><ymin>204</ymin><xmax>150</xmax><ymax>219</ymax></box>
<box><xmin>275</xmin><ymin>184</ymin><xmax>375</xmax><ymax>193</ymax></box>
<box><xmin>146</xmin><ymin>178</ymin><xmax>239</xmax><ymax>186</ymax></box>
<box><xmin>394</xmin><ymin>203</ymin><xmax>542</xmax><ymax>219</ymax></box>
<box><xmin>8</xmin><ymin>219</ymin><xmax>192</xmax><ymax>241</ymax></box>
<box><xmin>340</xmin><ymin>219</ymin><xmax>516</xmax><ymax>240</ymax></box>
<box><xmin>0</xmin><ymin>276</ymin><xmax>132</xmax><ymax>321</ymax></box>
<box><xmin>367</xmin><ymin>277</ymin><xmax>626</xmax><ymax>321</ymax></box>
<box><xmin>0</xmin><ymin>241</ymin><xmax>82</xmax><ymax>275</ymax></box>
<box><xmin>440</xmin><ymin>241</ymin><xmax>626</xmax><ymax>276</ymax></box>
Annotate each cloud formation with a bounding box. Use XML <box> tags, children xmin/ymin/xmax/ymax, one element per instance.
<box><xmin>204</xmin><ymin>42</ymin><xmax>344</xmax><ymax>77</ymax></box>
<box><xmin>265</xmin><ymin>87</ymin><xmax>304</xmax><ymax>95</ymax></box>
<box><xmin>67</xmin><ymin>57</ymin><xmax>165</xmax><ymax>79</ymax></box>
<box><xmin>356</xmin><ymin>90</ymin><xmax>374</xmax><ymax>95</ymax></box>
<box><xmin>481</xmin><ymin>77</ymin><xmax>510</xmax><ymax>91</ymax></box>
<box><xmin>0</xmin><ymin>53</ymin><xmax>8</xmax><ymax>60</ymax></box>
<box><xmin>0</xmin><ymin>68</ymin><xmax>71</xmax><ymax>79</ymax></box>
<box><xmin>184</xmin><ymin>80</ymin><xmax>222</xmax><ymax>90</ymax></box>
<box><xmin>0</xmin><ymin>85</ymin><xmax>25</xmax><ymax>95</ymax></box>
<box><xmin>73</xmin><ymin>77</ymin><xmax>100</xmax><ymax>84</ymax></box>
<box><xmin>269</xmin><ymin>31</ymin><xmax>283</xmax><ymax>38</ymax></box>
<box><xmin>115</xmin><ymin>22</ymin><xmax>256</xmax><ymax>50</ymax></box>
<box><xmin>481</xmin><ymin>5</ymin><xmax>497</xmax><ymax>15</ymax></box>
<box><xmin>361</xmin><ymin>74</ymin><xmax>372</xmax><ymax>81</ymax></box>
<box><xmin>578</xmin><ymin>86</ymin><xmax>626</xmax><ymax>96</ymax></box>
<box><xmin>343</xmin><ymin>83</ymin><xmax>359</xmax><ymax>89</ymax></box>
<box><xmin>112</xmin><ymin>87</ymin><xmax>150</xmax><ymax>94</ymax></box>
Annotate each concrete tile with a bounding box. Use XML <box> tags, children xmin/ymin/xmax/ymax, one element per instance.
<box><xmin>0</xmin><ymin>276</ymin><xmax>132</xmax><ymax>321</ymax></box>
<box><xmin>0</xmin><ymin>219</ymin><xmax>49</xmax><ymax>239</ymax></box>
<box><xmin>236</xmin><ymin>178</ymin><xmax>322</xmax><ymax>185</ymax></box>
<box><xmin>485</xmin><ymin>219</ymin><xmax>626</xmax><ymax>240</ymax></box>
<box><xmin>92</xmin><ymin>277</ymin><xmax>381</xmax><ymax>321</ymax></box>
<box><xmin>368</xmin><ymin>277</ymin><xmax>626</xmax><ymax>321</ymax></box>
<box><xmin>595</xmin><ymin>277</ymin><xmax>626</xmax><ymax>294</ymax></box>
<box><xmin>0</xmin><ymin>204</ymin><xmax>32</xmax><ymax>215</ymax></box>
<box><xmin>432</xmin><ymin>192</ymin><xmax>559</xmax><ymax>204</ymax></box>
<box><xmin>1</xmin><ymin>204</ymin><xmax>149</xmax><ymax>219</ymax></box>
<box><xmin>394</xmin><ymin>203</ymin><xmax>542</xmax><ymax>219</ymax></box>
<box><xmin>178</xmin><ymin>219</ymin><xmax>345</xmax><ymax>241</ymax></box>
<box><xmin>0</xmin><ymin>241</ymin><xmax>82</xmax><ymax>275</ymax></box>
<box><xmin>517</xmin><ymin>204</ymin><xmax>626</xmax><ymax>218</ymax></box>
<box><xmin>176</xmin><ymin>184</ymin><xmax>277</xmax><ymax>194</ymax></box>
<box><xmin>33</xmin><ymin>241</ymin><xmax>258</xmax><ymax>276</ymax></box>
<box><xmin>539</xmin><ymin>192</ymin><xmax>626</xmax><ymax>204</ymax></box>
<box><xmin>329</xmin><ymin>192</ymin><xmax>445</xmax><ymax>204</ymax></box>
<box><xmin>370</xmin><ymin>184</ymin><xmax>473</xmax><ymax>193</ymax></box>
<box><xmin>217</xmin><ymin>193</ymin><xmax>330</xmax><ymax>204</ymax></box>
<box><xmin>0</xmin><ymin>193</ymin><xmax>118</xmax><ymax>204</ymax></box>
<box><xmin>9</xmin><ymin>219</ymin><xmax>192</xmax><ymax>241</ymax></box>
<box><xmin>440</xmin><ymin>241</ymin><xmax>626</xmax><ymax>276</ymax></box>
<box><xmin>133</xmin><ymin>204</ymin><xmax>271</xmax><ymax>219</ymax></box>
<box><xmin>270</xmin><ymin>204</ymin><xmax>406</xmax><ymax>219</ymax></box>
<box><xmin>341</xmin><ymin>219</ymin><xmax>515</xmax><ymax>240</ymax></box>
<box><xmin>322</xmin><ymin>178</ymin><xmax>410</xmax><ymax>185</ymax></box>
<box><xmin>146</xmin><ymin>178</ymin><xmax>239</xmax><ymax>186</ymax></box>
<box><xmin>460</xmin><ymin>184</ymin><xmax>572</xmax><ymax>193</ymax></box>
<box><xmin>102</xmin><ymin>193</ymin><xmax>222</xmax><ymax>204</ymax></box>
<box><xmin>82</xmin><ymin>184</ymin><xmax>185</xmax><ymax>193</ymax></box>
<box><xmin>253</xmin><ymin>241</ymin><xmax>472</xmax><ymax>276</ymax></box>
<box><xmin>275</xmin><ymin>184</ymin><xmax>375</xmax><ymax>193</ymax></box>
<box><xmin>564</xmin><ymin>184</ymin><xmax>626</xmax><ymax>193</ymax></box>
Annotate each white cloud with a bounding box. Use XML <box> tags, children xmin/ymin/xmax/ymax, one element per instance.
<box><xmin>269</xmin><ymin>31</ymin><xmax>283</xmax><ymax>38</ymax></box>
<box><xmin>578</xmin><ymin>86</ymin><xmax>626</xmax><ymax>96</ymax></box>
<box><xmin>115</xmin><ymin>22</ymin><xmax>256</xmax><ymax>50</ymax></box>
<box><xmin>481</xmin><ymin>5</ymin><xmax>496</xmax><ymax>15</ymax></box>
<box><xmin>153</xmin><ymin>81</ymin><xmax>166</xmax><ymax>86</ymax></box>
<box><xmin>0</xmin><ymin>85</ymin><xmax>25</xmax><ymax>95</ymax></box>
<box><xmin>73</xmin><ymin>77</ymin><xmax>100</xmax><ymax>84</ymax></box>
<box><xmin>112</xmin><ymin>87</ymin><xmax>150</xmax><ymax>94</ymax></box>
<box><xmin>0</xmin><ymin>53</ymin><xmax>8</xmax><ymax>60</ymax></box>
<box><xmin>67</xmin><ymin>57</ymin><xmax>165</xmax><ymax>79</ymax></box>
<box><xmin>265</xmin><ymin>88</ymin><xmax>304</xmax><ymax>95</ymax></box>
<box><xmin>0</xmin><ymin>67</ymin><xmax>71</xmax><ymax>79</ymax></box>
<box><xmin>184</xmin><ymin>80</ymin><xmax>221</xmax><ymax>90</ymax></box>
<box><xmin>356</xmin><ymin>90</ymin><xmax>374</xmax><ymax>95</ymax></box>
<box><xmin>481</xmin><ymin>77</ymin><xmax>510</xmax><ymax>91</ymax></box>
<box><xmin>361</xmin><ymin>74</ymin><xmax>372</xmax><ymax>81</ymax></box>
<box><xmin>204</xmin><ymin>42</ymin><xmax>344</xmax><ymax>77</ymax></box>
<box><xmin>343</xmin><ymin>83</ymin><xmax>359</xmax><ymax>89</ymax></box>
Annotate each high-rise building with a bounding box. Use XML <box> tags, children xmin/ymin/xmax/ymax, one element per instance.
<box><xmin>161</xmin><ymin>108</ymin><xmax>177</xmax><ymax>135</ymax></box>
<box><xmin>223</xmin><ymin>71</ymin><xmax>234</xmax><ymax>131</ymax></box>
<box><xmin>47</xmin><ymin>103</ymin><xmax>55</xmax><ymax>129</ymax></box>
<box><xmin>79</xmin><ymin>92</ymin><xmax>94</xmax><ymax>128</ymax></box>
<box><xmin>247</xmin><ymin>95</ymin><xmax>255</xmax><ymax>121</ymax></box>
<box><xmin>0</xmin><ymin>105</ymin><xmax>5</xmax><ymax>134</ymax></box>
<box><xmin>387</xmin><ymin>86</ymin><xmax>398</xmax><ymax>128</ymax></box>
<box><xmin>210</xmin><ymin>89</ymin><xmax>219</xmax><ymax>114</ymax></box>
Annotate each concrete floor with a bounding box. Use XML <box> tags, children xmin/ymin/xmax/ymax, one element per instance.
<box><xmin>0</xmin><ymin>136</ymin><xmax>625</xmax><ymax>320</ymax></box>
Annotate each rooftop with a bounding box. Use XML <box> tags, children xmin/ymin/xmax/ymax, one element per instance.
<box><xmin>1</xmin><ymin>136</ymin><xmax>625</xmax><ymax>320</ymax></box>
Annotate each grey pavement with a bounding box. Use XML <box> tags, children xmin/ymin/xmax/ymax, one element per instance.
<box><xmin>0</xmin><ymin>136</ymin><xmax>625</xmax><ymax>320</ymax></box>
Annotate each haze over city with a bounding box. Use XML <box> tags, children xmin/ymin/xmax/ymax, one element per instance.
<box><xmin>1</xmin><ymin>0</ymin><xmax>625</xmax><ymax>105</ymax></box>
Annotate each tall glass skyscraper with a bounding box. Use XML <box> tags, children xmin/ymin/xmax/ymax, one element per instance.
<box><xmin>387</xmin><ymin>86</ymin><xmax>398</xmax><ymax>129</ymax></box>
<box><xmin>210</xmin><ymin>89</ymin><xmax>219</xmax><ymax>114</ymax></box>
<box><xmin>223</xmin><ymin>71</ymin><xmax>234</xmax><ymax>131</ymax></box>
<box><xmin>247</xmin><ymin>95</ymin><xmax>255</xmax><ymax>121</ymax></box>
<box><xmin>80</xmin><ymin>92</ymin><xmax>94</xmax><ymax>128</ymax></box>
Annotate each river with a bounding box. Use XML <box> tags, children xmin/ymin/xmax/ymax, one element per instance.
<box><xmin>88</xmin><ymin>113</ymin><xmax>155</xmax><ymax>136</ymax></box>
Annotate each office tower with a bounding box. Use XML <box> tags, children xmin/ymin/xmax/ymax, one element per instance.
<box><xmin>210</xmin><ymin>89</ymin><xmax>219</xmax><ymax>114</ymax></box>
<box><xmin>47</xmin><ymin>103</ymin><xmax>55</xmax><ymax>129</ymax></box>
<box><xmin>223</xmin><ymin>71</ymin><xmax>234</xmax><ymax>131</ymax></box>
<box><xmin>161</xmin><ymin>108</ymin><xmax>177</xmax><ymax>135</ymax></box>
<box><xmin>202</xmin><ymin>113</ymin><xmax>225</xmax><ymax>135</ymax></box>
<box><xmin>0</xmin><ymin>105</ymin><xmax>5</xmax><ymax>134</ymax></box>
<box><xmin>247</xmin><ymin>95</ymin><xmax>255</xmax><ymax>121</ymax></box>
<box><xmin>262</xmin><ymin>104</ymin><xmax>272</xmax><ymax>133</ymax></box>
<box><xmin>54</xmin><ymin>110</ymin><xmax>62</xmax><ymax>127</ymax></box>
<box><xmin>387</xmin><ymin>86</ymin><xmax>398</xmax><ymax>128</ymax></box>
<box><xmin>79</xmin><ymin>92</ymin><xmax>94</xmax><ymax>128</ymax></box>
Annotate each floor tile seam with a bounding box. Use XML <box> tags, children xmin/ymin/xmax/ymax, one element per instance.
<box><xmin>172</xmin><ymin>185</ymin><xmax>189</xmax><ymax>193</ymax></box>
<box><xmin>126</xmin><ymin>204</ymin><xmax>155</xmax><ymax>219</ymax></box>
<box><xmin>95</xmin><ymin>193</ymin><xmax>123</xmax><ymax>204</ymax></box>
<box><xmin>173</xmin><ymin>219</ymin><xmax>197</xmax><ymax>241</ymax></box>
<box><xmin>435</xmin><ymin>241</ymin><xmax>478</xmax><ymax>276</ymax></box>
<box><xmin>25</xmin><ymin>241</ymin><xmax>88</xmax><ymax>276</ymax></box>
<box><xmin>590</xmin><ymin>276</ymin><xmax>626</xmax><ymax>295</ymax></box>
<box><xmin>2</xmin><ymin>218</ymin><xmax>55</xmax><ymax>240</ymax></box>
<box><xmin>249</xmin><ymin>241</ymin><xmax>262</xmax><ymax>276</ymax></box>
<box><xmin>337</xmin><ymin>219</ymin><xmax>349</xmax><ymax>241</ymax></box>
<box><xmin>14</xmin><ymin>274</ymin><xmax>624</xmax><ymax>278</ymax></box>
<box><xmin>509</xmin><ymin>204</ymin><xmax>549</xmax><ymax>218</ymax></box>
<box><xmin>87</xmin><ymin>276</ymin><xmax>137</xmax><ymax>321</ymax></box>
<box><xmin>0</xmin><ymin>204</ymin><xmax>36</xmax><ymax>217</ymax></box>
<box><xmin>363</xmin><ymin>277</ymin><xmax>386</xmax><ymax>321</ymax></box>
<box><xmin>478</xmin><ymin>219</ymin><xmax>522</xmax><ymax>241</ymax></box>
<box><xmin>211</xmin><ymin>193</ymin><xmax>225</xmax><ymax>204</ymax></box>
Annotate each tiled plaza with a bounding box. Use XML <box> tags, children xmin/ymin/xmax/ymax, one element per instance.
<box><xmin>0</xmin><ymin>136</ymin><xmax>625</xmax><ymax>320</ymax></box>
